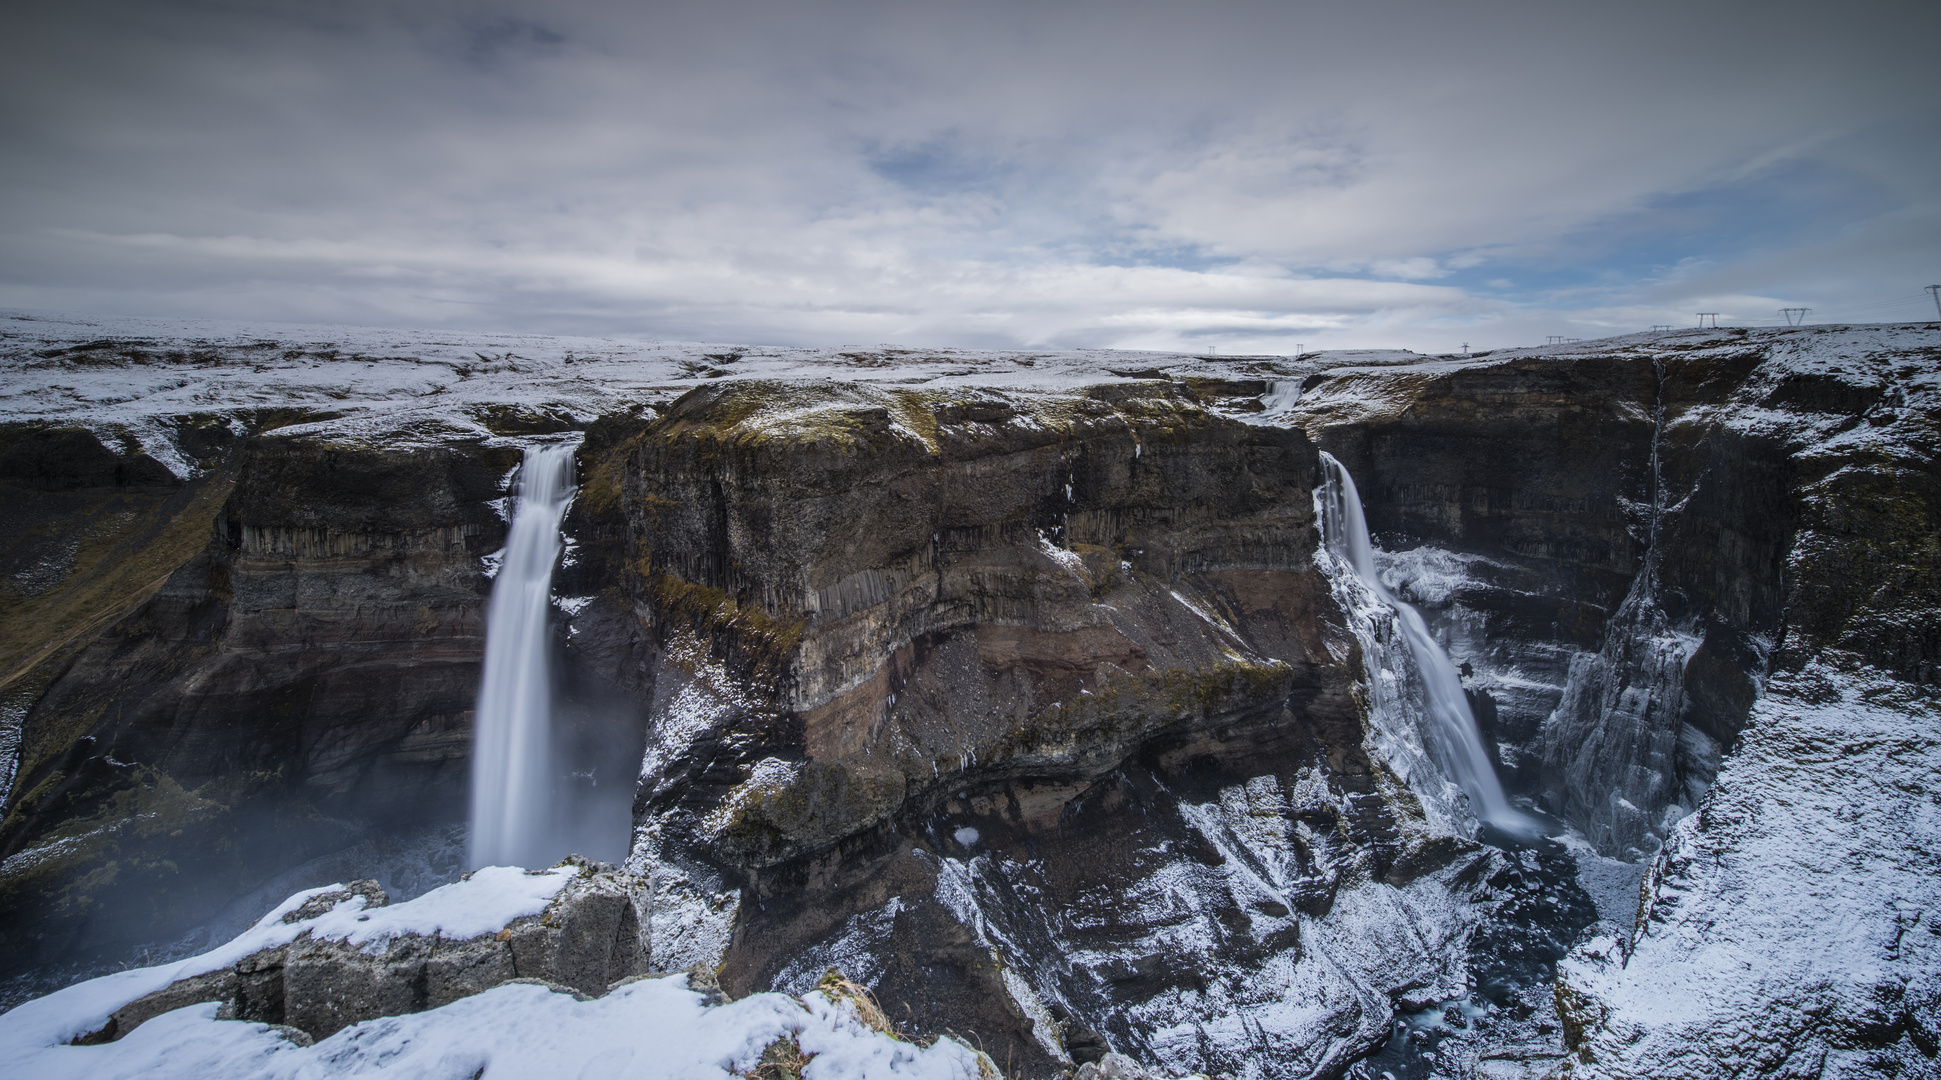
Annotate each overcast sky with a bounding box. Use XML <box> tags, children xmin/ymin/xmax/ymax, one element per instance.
<box><xmin>3</xmin><ymin>0</ymin><xmax>1936</xmax><ymax>353</ymax></box>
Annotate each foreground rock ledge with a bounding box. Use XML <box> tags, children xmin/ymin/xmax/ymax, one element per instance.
<box><xmin>78</xmin><ymin>857</ymin><xmax>645</xmax><ymax>1044</ymax></box>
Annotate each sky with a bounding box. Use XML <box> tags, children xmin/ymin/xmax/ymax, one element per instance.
<box><xmin>2</xmin><ymin>0</ymin><xmax>1936</xmax><ymax>354</ymax></box>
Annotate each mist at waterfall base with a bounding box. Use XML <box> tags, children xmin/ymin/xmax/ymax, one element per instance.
<box><xmin>469</xmin><ymin>443</ymin><xmax>632</xmax><ymax>871</ymax></box>
<box><xmin>1316</xmin><ymin>452</ymin><xmax>1534</xmax><ymax>834</ymax></box>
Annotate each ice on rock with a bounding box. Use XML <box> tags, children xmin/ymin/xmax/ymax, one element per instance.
<box><xmin>1314</xmin><ymin>452</ymin><xmax>1530</xmax><ymax>834</ymax></box>
<box><xmin>1554</xmin><ymin>663</ymin><xmax>1941</xmax><ymax>1078</ymax></box>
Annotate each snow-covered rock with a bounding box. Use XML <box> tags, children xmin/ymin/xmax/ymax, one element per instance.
<box><xmin>1554</xmin><ymin>665</ymin><xmax>1941</xmax><ymax>1077</ymax></box>
<box><xmin>0</xmin><ymin>860</ymin><xmax>994</xmax><ymax>1080</ymax></box>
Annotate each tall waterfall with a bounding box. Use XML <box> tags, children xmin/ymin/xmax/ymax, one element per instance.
<box><xmin>469</xmin><ymin>442</ymin><xmax>576</xmax><ymax>869</ymax></box>
<box><xmin>1316</xmin><ymin>452</ymin><xmax>1528</xmax><ymax>832</ymax></box>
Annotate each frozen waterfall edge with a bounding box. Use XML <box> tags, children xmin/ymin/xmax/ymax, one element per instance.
<box><xmin>1313</xmin><ymin>451</ymin><xmax>1533</xmax><ymax>835</ymax></box>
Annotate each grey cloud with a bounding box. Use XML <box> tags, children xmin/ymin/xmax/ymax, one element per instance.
<box><xmin>0</xmin><ymin>0</ymin><xmax>1934</xmax><ymax>352</ymax></box>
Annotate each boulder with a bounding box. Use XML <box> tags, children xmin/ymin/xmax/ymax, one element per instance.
<box><xmin>80</xmin><ymin>859</ymin><xmax>646</xmax><ymax>1043</ymax></box>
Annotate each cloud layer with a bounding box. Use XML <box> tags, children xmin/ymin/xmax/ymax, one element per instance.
<box><xmin>3</xmin><ymin>0</ymin><xmax>1936</xmax><ymax>351</ymax></box>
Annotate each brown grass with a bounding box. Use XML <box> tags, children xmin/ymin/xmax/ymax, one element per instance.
<box><xmin>815</xmin><ymin>968</ymin><xmax>899</xmax><ymax>1038</ymax></box>
<box><xmin>0</xmin><ymin>476</ymin><xmax>233</xmax><ymax>698</ymax></box>
<box><xmin>747</xmin><ymin>1037</ymin><xmax>814</xmax><ymax>1080</ymax></box>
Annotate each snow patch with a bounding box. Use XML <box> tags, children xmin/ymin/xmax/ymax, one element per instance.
<box><xmin>0</xmin><ymin>866</ymin><xmax>572</xmax><ymax>1051</ymax></box>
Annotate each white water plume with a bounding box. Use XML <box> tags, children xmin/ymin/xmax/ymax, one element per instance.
<box><xmin>470</xmin><ymin>442</ymin><xmax>577</xmax><ymax>870</ymax></box>
<box><xmin>1315</xmin><ymin>452</ymin><xmax>1531</xmax><ymax>833</ymax></box>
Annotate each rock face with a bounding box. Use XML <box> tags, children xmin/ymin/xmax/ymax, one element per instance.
<box><xmin>1291</xmin><ymin>336</ymin><xmax>1873</xmax><ymax>859</ymax></box>
<box><xmin>1554</xmin><ymin>666</ymin><xmax>1941</xmax><ymax>1078</ymax></box>
<box><xmin>0</xmin><ymin>421</ymin><xmax>519</xmax><ymax>987</ymax></box>
<box><xmin>595</xmin><ymin>380</ymin><xmax>1493</xmax><ymax>1078</ymax></box>
<box><xmin>1543</xmin><ymin>329</ymin><xmax>1941</xmax><ymax>1078</ymax></box>
<box><xmin>4</xmin><ymin>319</ymin><xmax>1939</xmax><ymax>1080</ymax></box>
<box><xmin>1293</xmin><ymin>324</ymin><xmax>1941</xmax><ymax>1075</ymax></box>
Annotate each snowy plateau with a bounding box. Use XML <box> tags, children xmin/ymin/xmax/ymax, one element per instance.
<box><xmin>0</xmin><ymin>310</ymin><xmax>1936</xmax><ymax>1080</ymax></box>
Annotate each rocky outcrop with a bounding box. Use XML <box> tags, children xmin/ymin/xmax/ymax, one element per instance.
<box><xmin>77</xmin><ymin>858</ymin><xmax>645</xmax><ymax>1044</ymax></box>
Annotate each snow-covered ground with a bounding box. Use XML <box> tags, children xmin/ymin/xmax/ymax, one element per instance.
<box><xmin>1556</xmin><ymin>662</ymin><xmax>1941</xmax><ymax>1078</ymax></box>
<box><xmin>0</xmin><ymin>309</ymin><xmax>1315</xmax><ymax>457</ymax></box>
<box><xmin>0</xmin><ymin>867</ymin><xmax>989</xmax><ymax>1080</ymax></box>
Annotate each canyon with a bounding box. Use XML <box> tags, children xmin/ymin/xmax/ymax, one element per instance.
<box><xmin>0</xmin><ymin>314</ymin><xmax>1935</xmax><ymax>1079</ymax></box>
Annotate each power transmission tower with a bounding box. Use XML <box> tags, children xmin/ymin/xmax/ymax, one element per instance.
<box><xmin>1461</xmin><ymin>342</ymin><xmax>1470</xmax><ymax>356</ymax></box>
<box><xmin>1651</xmin><ymin>325</ymin><xmax>1672</xmax><ymax>331</ymax></box>
<box><xmin>1781</xmin><ymin>308</ymin><xmax>1810</xmax><ymax>326</ymax></box>
<box><xmin>1697</xmin><ymin>312</ymin><xmax>1721</xmax><ymax>328</ymax></box>
<box><xmin>1546</xmin><ymin>335</ymin><xmax>1565</xmax><ymax>345</ymax></box>
<box><xmin>1928</xmin><ymin>285</ymin><xmax>1940</xmax><ymax>320</ymax></box>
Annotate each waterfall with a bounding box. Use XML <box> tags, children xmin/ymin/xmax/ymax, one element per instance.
<box><xmin>1315</xmin><ymin>452</ymin><xmax>1530</xmax><ymax>832</ymax></box>
<box><xmin>469</xmin><ymin>442</ymin><xmax>576</xmax><ymax>869</ymax></box>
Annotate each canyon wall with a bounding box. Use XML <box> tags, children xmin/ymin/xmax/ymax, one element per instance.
<box><xmin>0</xmin><ymin>419</ymin><xmax>516</xmax><ymax>993</ymax></box>
<box><xmin>1293</xmin><ymin>325</ymin><xmax>1941</xmax><ymax>1075</ymax></box>
<box><xmin>589</xmin><ymin>381</ymin><xmax>1498</xmax><ymax>1078</ymax></box>
<box><xmin>1296</xmin><ymin>345</ymin><xmax>1801</xmax><ymax>858</ymax></box>
<box><xmin>2</xmin><ymin>322</ymin><xmax>1936</xmax><ymax>1078</ymax></box>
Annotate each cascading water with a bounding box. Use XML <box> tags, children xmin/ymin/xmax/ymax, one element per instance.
<box><xmin>469</xmin><ymin>442</ymin><xmax>577</xmax><ymax>870</ymax></box>
<box><xmin>1315</xmin><ymin>451</ymin><xmax>1530</xmax><ymax>832</ymax></box>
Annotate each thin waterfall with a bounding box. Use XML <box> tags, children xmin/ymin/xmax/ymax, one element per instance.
<box><xmin>469</xmin><ymin>442</ymin><xmax>576</xmax><ymax>869</ymax></box>
<box><xmin>1316</xmin><ymin>451</ymin><xmax>1529</xmax><ymax>832</ymax></box>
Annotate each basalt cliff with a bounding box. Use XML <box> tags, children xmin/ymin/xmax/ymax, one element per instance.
<box><xmin>0</xmin><ymin>316</ymin><xmax>1935</xmax><ymax>1080</ymax></box>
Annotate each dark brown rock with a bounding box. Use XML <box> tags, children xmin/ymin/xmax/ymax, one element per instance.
<box><xmin>596</xmin><ymin>382</ymin><xmax>1380</xmax><ymax>1076</ymax></box>
<box><xmin>0</xmin><ymin>432</ymin><xmax>520</xmax><ymax>985</ymax></box>
<box><xmin>283</xmin><ymin>880</ymin><xmax>390</xmax><ymax>923</ymax></box>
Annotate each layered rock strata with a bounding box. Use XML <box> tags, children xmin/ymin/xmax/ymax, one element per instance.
<box><xmin>1293</xmin><ymin>324</ymin><xmax>1941</xmax><ymax>1075</ymax></box>
<box><xmin>4</xmin><ymin>321</ymin><xmax>1935</xmax><ymax>1080</ymax></box>
<box><xmin>1290</xmin><ymin>334</ymin><xmax>1880</xmax><ymax>858</ymax></box>
<box><xmin>0</xmin><ymin>421</ymin><xmax>519</xmax><ymax>988</ymax></box>
<box><xmin>595</xmin><ymin>380</ymin><xmax>1498</xmax><ymax>1077</ymax></box>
